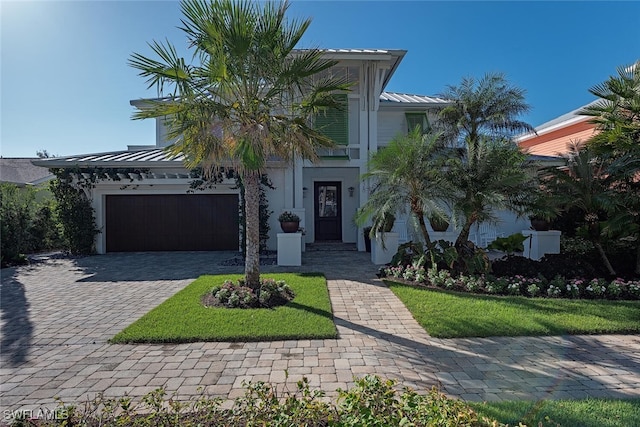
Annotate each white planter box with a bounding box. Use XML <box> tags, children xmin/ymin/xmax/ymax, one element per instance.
<box><xmin>431</xmin><ymin>231</ymin><xmax>457</xmax><ymax>244</ymax></box>
<box><xmin>371</xmin><ymin>232</ymin><xmax>399</xmax><ymax>265</ymax></box>
<box><xmin>522</xmin><ymin>230</ymin><xmax>561</xmax><ymax>261</ymax></box>
<box><xmin>277</xmin><ymin>233</ymin><xmax>302</xmax><ymax>266</ymax></box>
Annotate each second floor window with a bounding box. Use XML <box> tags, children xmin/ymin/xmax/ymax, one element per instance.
<box><xmin>315</xmin><ymin>94</ymin><xmax>348</xmax><ymax>146</ymax></box>
<box><xmin>405</xmin><ymin>112</ymin><xmax>430</xmax><ymax>134</ymax></box>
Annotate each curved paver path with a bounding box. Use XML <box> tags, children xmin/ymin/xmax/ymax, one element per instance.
<box><xmin>1</xmin><ymin>251</ymin><xmax>639</xmax><ymax>416</ymax></box>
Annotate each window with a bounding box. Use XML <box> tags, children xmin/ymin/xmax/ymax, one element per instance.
<box><xmin>405</xmin><ymin>112</ymin><xmax>430</xmax><ymax>134</ymax></box>
<box><xmin>315</xmin><ymin>94</ymin><xmax>348</xmax><ymax>146</ymax></box>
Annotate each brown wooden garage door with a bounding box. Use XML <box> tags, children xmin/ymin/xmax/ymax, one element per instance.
<box><xmin>105</xmin><ymin>194</ymin><xmax>239</xmax><ymax>252</ymax></box>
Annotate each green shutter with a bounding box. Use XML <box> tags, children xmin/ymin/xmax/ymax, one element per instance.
<box><xmin>316</xmin><ymin>94</ymin><xmax>348</xmax><ymax>146</ymax></box>
<box><xmin>405</xmin><ymin>112</ymin><xmax>429</xmax><ymax>134</ymax></box>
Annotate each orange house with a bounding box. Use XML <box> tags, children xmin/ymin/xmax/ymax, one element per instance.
<box><xmin>517</xmin><ymin>101</ymin><xmax>598</xmax><ymax>156</ymax></box>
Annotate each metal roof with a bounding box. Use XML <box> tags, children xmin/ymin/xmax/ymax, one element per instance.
<box><xmin>516</xmin><ymin>100</ymin><xmax>598</xmax><ymax>141</ymax></box>
<box><xmin>380</xmin><ymin>92</ymin><xmax>450</xmax><ymax>105</ymax></box>
<box><xmin>31</xmin><ymin>148</ymin><xmax>185</xmax><ymax>168</ymax></box>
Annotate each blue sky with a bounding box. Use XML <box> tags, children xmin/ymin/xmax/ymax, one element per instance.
<box><xmin>2</xmin><ymin>1</ymin><xmax>638</xmax><ymax>158</ymax></box>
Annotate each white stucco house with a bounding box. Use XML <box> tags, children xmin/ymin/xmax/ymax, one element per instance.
<box><xmin>33</xmin><ymin>48</ymin><xmax>531</xmax><ymax>254</ymax></box>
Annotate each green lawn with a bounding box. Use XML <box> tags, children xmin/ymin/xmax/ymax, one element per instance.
<box><xmin>472</xmin><ymin>398</ymin><xmax>640</xmax><ymax>427</ymax></box>
<box><xmin>111</xmin><ymin>273</ymin><xmax>336</xmax><ymax>343</ymax></box>
<box><xmin>386</xmin><ymin>281</ymin><xmax>640</xmax><ymax>338</ymax></box>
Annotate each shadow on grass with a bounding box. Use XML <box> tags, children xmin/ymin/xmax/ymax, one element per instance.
<box><xmin>286</xmin><ymin>301</ymin><xmax>333</xmax><ymax>320</ymax></box>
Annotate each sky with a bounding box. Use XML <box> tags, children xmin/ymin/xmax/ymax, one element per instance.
<box><xmin>1</xmin><ymin>0</ymin><xmax>639</xmax><ymax>158</ymax></box>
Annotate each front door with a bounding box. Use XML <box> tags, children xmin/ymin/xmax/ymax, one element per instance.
<box><xmin>314</xmin><ymin>182</ymin><xmax>342</xmax><ymax>241</ymax></box>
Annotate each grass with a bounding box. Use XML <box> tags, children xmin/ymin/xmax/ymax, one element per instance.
<box><xmin>471</xmin><ymin>398</ymin><xmax>640</xmax><ymax>427</ymax></box>
<box><xmin>111</xmin><ymin>273</ymin><xmax>336</xmax><ymax>343</ymax></box>
<box><xmin>386</xmin><ymin>281</ymin><xmax>640</xmax><ymax>338</ymax></box>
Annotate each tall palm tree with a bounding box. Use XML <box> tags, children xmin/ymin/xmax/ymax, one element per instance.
<box><xmin>355</xmin><ymin>128</ymin><xmax>448</xmax><ymax>250</ymax></box>
<box><xmin>438</xmin><ymin>73</ymin><xmax>534</xmax><ymax>148</ymax></box>
<box><xmin>437</xmin><ymin>73</ymin><xmax>536</xmax><ymax>250</ymax></box>
<box><xmin>128</xmin><ymin>0</ymin><xmax>348</xmax><ymax>288</ymax></box>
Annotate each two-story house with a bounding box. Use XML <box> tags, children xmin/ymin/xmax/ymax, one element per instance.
<box><xmin>33</xmin><ymin>48</ymin><xmax>531</xmax><ymax>254</ymax></box>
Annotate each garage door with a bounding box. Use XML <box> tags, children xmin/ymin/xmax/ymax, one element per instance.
<box><xmin>105</xmin><ymin>194</ymin><xmax>239</xmax><ymax>252</ymax></box>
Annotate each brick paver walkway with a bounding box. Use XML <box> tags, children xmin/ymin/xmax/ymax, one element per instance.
<box><xmin>1</xmin><ymin>251</ymin><xmax>639</xmax><ymax>416</ymax></box>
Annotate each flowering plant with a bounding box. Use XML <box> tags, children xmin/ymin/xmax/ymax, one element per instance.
<box><xmin>278</xmin><ymin>211</ymin><xmax>300</xmax><ymax>222</ymax></box>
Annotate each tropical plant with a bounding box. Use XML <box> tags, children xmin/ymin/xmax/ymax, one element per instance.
<box><xmin>580</xmin><ymin>61</ymin><xmax>640</xmax><ymax>156</ymax></box>
<box><xmin>487</xmin><ymin>232</ymin><xmax>529</xmax><ymax>254</ymax></box>
<box><xmin>128</xmin><ymin>0</ymin><xmax>348</xmax><ymax>289</ymax></box>
<box><xmin>438</xmin><ymin>73</ymin><xmax>534</xmax><ymax>148</ymax></box>
<box><xmin>355</xmin><ymin>128</ymin><xmax>448</xmax><ymax>249</ymax></box>
<box><xmin>542</xmin><ymin>143</ymin><xmax>617</xmax><ymax>275</ymax></box>
<box><xmin>437</xmin><ymin>74</ymin><xmax>537</xmax><ymax>255</ymax></box>
<box><xmin>444</xmin><ymin>138</ymin><xmax>536</xmax><ymax>250</ymax></box>
<box><xmin>580</xmin><ymin>61</ymin><xmax>640</xmax><ymax>274</ymax></box>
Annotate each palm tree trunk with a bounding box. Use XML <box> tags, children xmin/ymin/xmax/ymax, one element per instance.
<box><xmin>594</xmin><ymin>241</ymin><xmax>616</xmax><ymax>276</ymax></box>
<box><xmin>413</xmin><ymin>211</ymin><xmax>433</xmax><ymax>249</ymax></box>
<box><xmin>455</xmin><ymin>217</ymin><xmax>475</xmax><ymax>250</ymax></box>
<box><xmin>243</xmin><ymin>171</ymin><xmax>261</xmax><ymax>290</ymax></box>
<box><xmin>415</xmin><ymin>211</ymin><xmax>439</xmax><ymax>267</ymax></box>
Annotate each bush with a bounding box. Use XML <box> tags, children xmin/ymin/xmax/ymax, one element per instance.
<box><xmin>208</xmin><ymin>278</ymin><xmax>295</xmax><ymax>309</ymax></box>
<box><xmin>13</xmin><ymin>375</ymin><xmax>502</xmax><ymax>426</ymax></box>
<box><xmin>0</xmin><ymin>183</ymin><xmax>63</xmax><ymax>267</ymax></box>
<box><xmin>50</xmin><ymin>178</ymin><xmax>98</xmax><ymax>255</ymax></box>
<box><xmin>385</xmin><ymin>265</ymin><xmax>640</xmax><ymax>301</ymax></box>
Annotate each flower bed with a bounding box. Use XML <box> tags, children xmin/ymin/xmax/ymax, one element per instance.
<box><xmin>383</xmin><ymin>265</ymin><xmax>640</xmax><ymax>300</ymax></box>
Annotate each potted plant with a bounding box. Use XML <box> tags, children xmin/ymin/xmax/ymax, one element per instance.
<box><xmin>278</xmin><ymin>211</ymin><xmax>300</xmax><ymax>233</ymax></box>
<box><xmin>429</xmin><ymin>214</ymin><xmax>450</xmax><ymax>232</ymax></box>
<box><xmin>363</xmin><ymin>226</ymin><xmax>372</xmax><ymax>252</ymax></box>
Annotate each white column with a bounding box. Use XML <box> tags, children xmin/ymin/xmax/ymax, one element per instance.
<box><xmin>293</xmin><ymin>158</ymin><xmax>304</xmax><ymax>209</ymax></box>
<box><xmin>277</xmin><ymin>233</ymin><xmax>302</xmax><ymax>266</ymax></box>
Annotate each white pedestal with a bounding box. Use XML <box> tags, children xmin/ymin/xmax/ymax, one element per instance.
<box><xmin>522</xmin><ymin>230</ymin><xmax>561</xmax><ymax>261</ymax></box>
<box><xmin>289</xmin><ymin>208</ymin><xmax>306</xmax><ymax>252</ymax></box>
<box><xmin>277</xmin><ymin>233</ymin><xmax>302</xmax><ymax>266</ymax></box>
<box><xmin>371</xmin><ymin>232</ymin><xmax>399</xmax><ymax>265</ymax></box>
<box><xmin>431</xmin><ymin>231</ymin><xmax>457</xmax><ymax>244</ymax></box>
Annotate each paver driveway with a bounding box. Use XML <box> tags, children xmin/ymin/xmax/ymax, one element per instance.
<box><xmin>1</xmin><ymin>251</ymin><xmax>640</xmax><ymax>416</ymax></box>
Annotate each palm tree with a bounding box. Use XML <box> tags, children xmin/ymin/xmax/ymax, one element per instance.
<box><xmin>437</xmin><ymin>73</ymin><xmax>536</xmax><ymax>250</ymax></box>
<box><xmin>128</xmin><ymin>0</ymin><xmax>348</xmax><ymax>289</ymax></box>
<box><xmin>355</xmin><ymin>128</ymin><xmax>448</xmax><ymax>250</ymax></box>
<box><xmin>543</xmin><ymin>143</ymin><xmax>617</xmax><ymax>276</ymax></box>
<box><xmin>580</xmin><ymin>61</ymin><xmax>640</xmax><ymax>274</ymax></box>
<box><xmin>444</xmin><ymin>138</ymin><xmax>535</xmax><ymax>249</ymax></box>
<box><xmin>438</xmin><ymin>73</ymin><xmax>534</xmax><ymax>148</ymax></box>
<box><xmin>580</xmin><ymin>61</ymin><xmax>640</xmax><ymax>156</ymax></box>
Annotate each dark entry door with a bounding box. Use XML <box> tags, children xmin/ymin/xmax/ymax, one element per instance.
<box><xmin>314</xmin><ymin>182</ymin><xmax>342</xmax><ymax>241</ymax></box>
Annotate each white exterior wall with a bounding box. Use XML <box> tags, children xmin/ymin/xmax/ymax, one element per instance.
<box><xmin>377</xmin><ymin>110</ymin><xmax>406</xmax><ymax>147</ymax></box>
<box><xmin>155</xmin><ymin>117</ymin><xmax>180</xmax><ymax>147</ymax></box>
<box><xmin>377</xmin><ymin>109</ymin><xmax>441</xmax><ymax>147</ymax></box>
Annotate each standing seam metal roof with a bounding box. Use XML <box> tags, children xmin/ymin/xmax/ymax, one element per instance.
<box><xmin>380</xmin><ymin>92</ymin><xmax>450</xmax><ymax>105</ymax></box>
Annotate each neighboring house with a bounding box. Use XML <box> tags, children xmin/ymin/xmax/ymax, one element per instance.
<box><xmin>32</xmin><ymin>48</ymin><xmax>529</xmax><ymax>254</ymax></box>
<box><xmin>0</xmin><ymin>158</ymin><xmax>54</xmax><ymax>187</ymax></box>
<box><xmin>517</xmin><ymin>101</ymin><xmax>598</xmax><ymax>156</ymax></box>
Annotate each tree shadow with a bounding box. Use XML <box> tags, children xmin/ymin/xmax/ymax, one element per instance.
<box><xmin>71</xmin><ymin>251</ymin><xmax>242</xmax><ymax>282</ymax></box>
<box><xmin>0</xmin><ymin>268</ymin><xmax>33</xmax><ymax>367</ymax></box>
